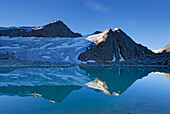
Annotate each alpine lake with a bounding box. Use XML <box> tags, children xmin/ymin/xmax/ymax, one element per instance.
<box><xmin>0</xmin><ymin>66</ymin><xmax>170</xmax><ymax>114</ymax></box>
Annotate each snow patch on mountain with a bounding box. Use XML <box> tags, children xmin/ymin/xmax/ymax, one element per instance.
<box><xmin>118</xmin><ymin>47</ymin><xmax>124</xmax><ymax>61</ymax></box>
<box><xmin>85</xmin><ymin>29</ymin><xmax>108</xmax><ymax>44</ymax></box>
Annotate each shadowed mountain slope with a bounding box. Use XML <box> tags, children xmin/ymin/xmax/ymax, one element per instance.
<box><xmin>0</xmin><ymin>20</ymin><xmax>82</xmax><ymax>37</ymax></box>
<box><xmin>78</xmin><ymin>28</ymin><xmax>154</xmax><ymax>62</ymax></box>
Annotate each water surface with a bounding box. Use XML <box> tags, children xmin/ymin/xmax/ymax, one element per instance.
<box><xmin>0</xmin><ymin>66</ymin><xmax>170</xmax><ymax>114</ymax></box>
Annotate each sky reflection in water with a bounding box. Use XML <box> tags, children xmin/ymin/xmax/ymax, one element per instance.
<box><xmin>0</xmin><ymin>66</ymin><xmax>170</xmax><ymax>114</ymax></box>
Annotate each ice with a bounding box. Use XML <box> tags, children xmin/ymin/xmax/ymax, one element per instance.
<box><xmin>85</xmin><ymin>30</ymin><xmax>108</xmax><ymax>44</ymax></box>
<box><xmin>112</xmin><ymin>54</ymin><xmax>116</xmax><ymax>62</ymax></box>
<box><xmin>80</xmin><ymin>60</ymin><xmax>96</xmax><ymax>64</ymax></box>
<box><xmin>152</xmin><ymin>48</ymin><xmax>164</xmax><ymax>53</ymax></box>
<box><xmin>61</xmin><ymin>42</ymin><xmax>69</xmax><ymax>46</ymax></box>
<box><xmin>87</xmin><ymin>60</ymin><xmax>96</xmax><ymax>63</ymax></box>
<box><xmin>39</xmin><ymin>43</ymin><xmax>53</xmax><ymax>49</ymax></box>
<box><xmin>42</xmin><ymin>56</ymin><xmax>51</xmax><ymax>59</ymax></box>
<box><xmin>118</xmin><ymin>47</ymin><xmax>124</xmax><ymax>61</ymax></box>
<box><xmin>0</xmin><ymin>36</ymin><xmax>91</xmax><ymax>64</ymax></box>
<box><xmin>64</xmin><ymin>56</ymin><xmax>69</xmax><ymax>61</ymax></box>
<box><xmin>114</xmin><ymin>28</ymin><xmax>119</xmax><ymax>31</ymax></box>
<box><xmin>0</xmin><ymin>46</ymin><xmax>22</xmax><ymax>49</ymax></box>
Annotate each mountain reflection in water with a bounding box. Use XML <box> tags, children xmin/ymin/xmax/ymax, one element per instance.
<box><xmin>0</xmin><ymin>66</ymin><xmax>169</xmax><ymax>104</ymax></box>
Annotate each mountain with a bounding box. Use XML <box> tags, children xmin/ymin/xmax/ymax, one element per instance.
<box><xmin>0</xmin><ymin>20</ymin><xmax>82</xmax><ymax>37</ymax></box>
<box><xmin>78</xmin><ymin>28</ymin><xmax>154</xmax><ymax>62</ymax></box>
<box><xmin>0</xmin><ymin>23</ymin><xmax>168</xmax><ymax>66</ymax></box>
<box><xmin>0</xmin><ymin>66</ymin><xmax>169</xmax><ymax>102</ymax></box>
<box><xmin>92</xmin><ymin>31</ymin><xmax>102</xmax><ymax>34</ymax></box>
<box><xmin>152</xmin><ymin>44</ymin><xmax>170</xmax><ymax>53</ymax></box>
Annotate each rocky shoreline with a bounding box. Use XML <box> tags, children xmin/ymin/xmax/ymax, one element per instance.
<box><xmin>0</xmin><ymin>58</ymin><xmax>169</xmax><ymax>67</ymax></box>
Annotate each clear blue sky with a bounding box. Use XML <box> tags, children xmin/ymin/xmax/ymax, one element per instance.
<box><xmin>0</xmin><ymin>0</ymin><xmax>170</xmax><ymax>49</ymax></box>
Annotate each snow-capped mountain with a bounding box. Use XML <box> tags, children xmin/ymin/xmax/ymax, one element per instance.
<box><xmin>0</xmin><ymin>20</ymin><xmax>169</xmax><ymax>66</ymax></box>
<box><xmin>78</xmin><ymin>28</ymin><xmax>153</xmax><ymax>62</ymax></box>
<box><xmin>152</xmin><ymin>44</ymin><xmax>170</xmax><ymax>53</ymax></box>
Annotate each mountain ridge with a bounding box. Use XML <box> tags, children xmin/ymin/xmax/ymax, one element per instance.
<box><xmin>0</xmin><ymin>20</ymin><xmax>82</xmax><ymax>37</ymax></box>
<box><xmin>78</xmin><ymin>28</ymin><xmax>154</xmax><ymax>62</ymax></box>
<box><xmin>0</xmin><ymin>20</ymin><xmax>169</xmax><ymax>66</ymax></box>
<box><xmin>152</xmin><ymin>44</ymin><xmax>170</xmax><ymax>53</ymax></box>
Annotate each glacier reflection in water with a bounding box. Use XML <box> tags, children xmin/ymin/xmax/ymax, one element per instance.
<box><xmin>0</xmin><ymin>66</ymin><xmax>170</xmax><ymax>113</ymax></box>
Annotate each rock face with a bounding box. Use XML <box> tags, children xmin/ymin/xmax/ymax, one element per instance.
<box><xmin>92</xmin><ymin>31</ymin><xmax>102</xmax><ymax>34</ymax></box>
<box><xmin>0</xmin><ymin>29</ymin><xmax>21</xmax><ymax>37</ymax></box>
<box><xmin>146</xmin><ymin>52</ymin><xmax>170</xmax><ymax>65</ymax></box>
<box><xmin>78</xmin><ymin>28</ymin><xmax>154</xmax><ymax>62</ymax></box>
<box><xmin>0</xmin><ymin>20</ymin><xmax>82</xmax><ymax>37</ymax></box>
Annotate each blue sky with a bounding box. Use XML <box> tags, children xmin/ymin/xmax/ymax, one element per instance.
<box><xmin>0</xmin><ymin>0</ymin><xmax>170</xmax><ymax>49</ymax></box>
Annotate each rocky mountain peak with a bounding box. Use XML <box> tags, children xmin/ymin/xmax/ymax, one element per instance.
<box><xmin>78</xmin><ymin>28</ymin><xmax>154</xmax><ymax>62</ymax></box>
<box><xmin>113</xmin><ymin>28</ymin><xmax>121</xmax><ymax>32</ymax></box>
<box><xmin>0</xmin><ymin>20</ymin><xmax>82</xmax><ymax>37</ymax></box>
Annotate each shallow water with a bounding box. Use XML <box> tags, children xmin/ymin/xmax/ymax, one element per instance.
<box><xmin>0</xmin><ymin>66</ymin><xmax>170</xmax><ymax>114</ymax></box>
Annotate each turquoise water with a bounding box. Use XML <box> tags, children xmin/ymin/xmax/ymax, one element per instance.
<box><xmin>0</xmin><ymin>66</ymin><xmax>170</xmax><ymax>114</ymax></box>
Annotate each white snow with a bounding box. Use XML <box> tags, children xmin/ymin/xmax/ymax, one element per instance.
<box><xmin>0</xmin><ymin>46</ymin><xmax>22</xmax><ymax>49</ymax></box>
<box><xmin>0</xmin><ymin>36</ymin><xmax>91</xmax><ymax>64</ymax></box>
<box><xmin>114</xmin><ymin>28</ymin><xmax>119</xmax><ymax>31</ymax></box>
<box><xmin>61</xmin><ymin>42</ymin><xmax>69</xmax><ymax>46</ymax></box>
<box><xmin>85</xmin><ymin>29</ymin><xmax>108</xmax><ymax>44</ymax></box>
<box><xmin>87</xmin><ymin>60</ymin><xmax>96</xmax><ymax>63</ymax></box>
<box><xmin>80</xmin><ymin>60</ymin><xmax>96</xmax><ymax>64</ymax></box>
<box><xmin>112</xmin><ymin>54</ymin><xmax>116</xmax><ymax>62</ymax></box>
<box><xmin>42</xmin><ymin>56</ymin><xmax>51</xmax><ymax>59</ymax></box>
<box><xmin>39</xmin><ymin>43</ymin><xmax>53</xmax><ymax>49</ymax></box>
<box><xmin>152</xmin><ymin>48</ymin><xmax>164</xmax><ymax>53</ymax></box>
<box><xmin>34</xmin><ymin>26</ymin><xmax>43</xmax><ymax>30</ymax></box>
<box><xmin>118</xmin><ymin>47</ymin><xmax>124</xmax><ymax>61</ymax></box>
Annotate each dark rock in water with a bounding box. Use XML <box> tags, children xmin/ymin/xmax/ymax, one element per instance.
<box><xmin>0</xmin><ymin>20</ymin><xmax>82</xmax><ymax>38</ymax></box>
<box><xmin>78</xmin><ymin>28</ymin><xmax>154</xmax><ymax>62</ymax></box>
<box><xmin>92</xmin><ymin>31</ymin><xmax>102</xmax><ymax>34</ymax></box>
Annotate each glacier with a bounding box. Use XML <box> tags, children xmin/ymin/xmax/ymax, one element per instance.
<box><xmin>0</xmin><ymin>36</ymin><xmax>92</xmax><ymax>64</ymax></box>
